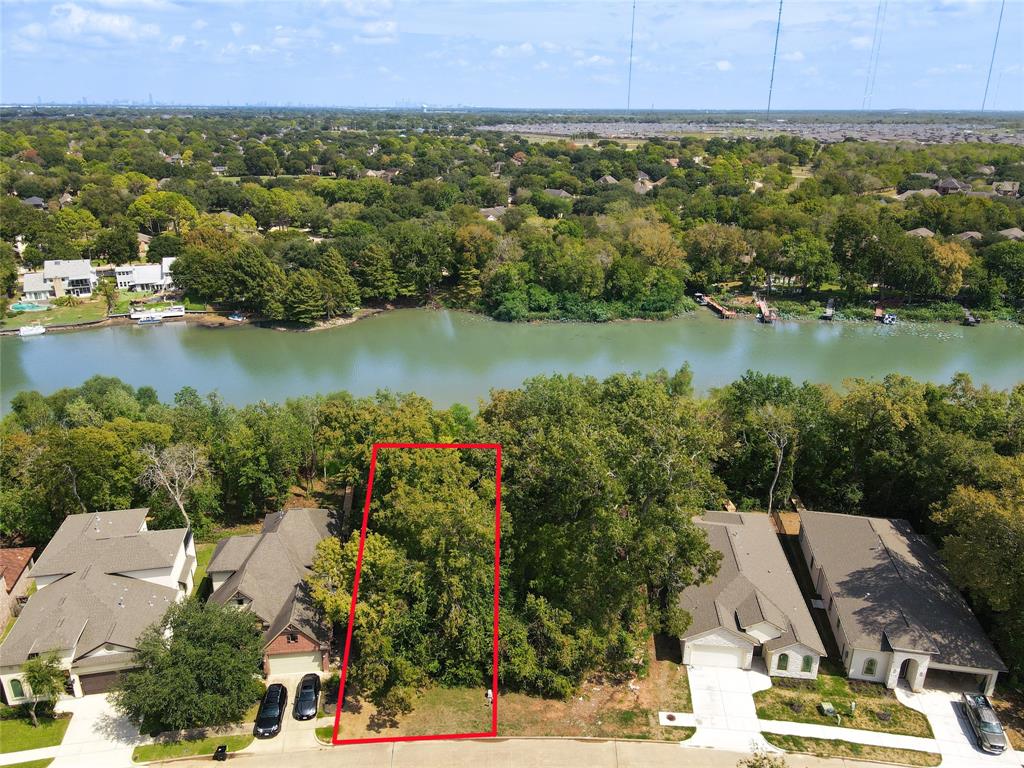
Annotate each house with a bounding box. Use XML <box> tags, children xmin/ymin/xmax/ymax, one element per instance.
<box><xmin>894</xmin><ymin>189</ymin><xmax>939</xmax><ymax>201</ymax></box>
<box><xmin>20</xmin><ymin>196</ymin><xmax>46</xmax><ymax>210</ymax></box>
<box><xmin>115</xmin><ymin>263</ymin><xmax>164</xmax><ymax>293</ymax></box>
<box><xmin>633</xmin><ymin>180</ymin><xmax>655</xmax><ymax>195</ymax></box>
<box><xmin>934</xmin><ymin>177</ymin><xmax>970</xmax><ymax>195</ymax></box>
<box><xmin>58</xmin><ymin>192</ymin><xmax>75</xmax><ymax>209</ymax></box>
<box><xmin>212</xmin><ymin>166</ymin><xmax>228</xmax><ymax>176</ymax></box>
<box><xmin>678</xmin><ymin>512</ymin><xmax>825</xmax><ymax>678</ymax></box>
<box><xmin>0</xmin><ymin>509</ymin><xmax>194</xmax><ymax>701</ymax></box>
<box><xmin>636</xmin><ymin>170</ymin><xmax>651</xmax><ymax>182</ymax></box>
<box><xmin>479</xmin><ymin>206</ymin><xmax>507</xmax><ymax>221</ymax></box>
<box><xmin>992</xmin><ymin>181</ymin><xmax>1020</xmax><ymax>198</ymax></box>
<box><xmin>799</xmin><ymin>510</ymin><xmax>1006</xmax><ymax>695</ymax></box>
<box><xmin>542</xmin><ymin>188</ymin><xmax>573</xmax><ymax>199</ymax></box>
<box><xmin>997</xmin><ymin>227</ymin><xmax>1024</xmax><ymax>241</ymax></box>
<box><xmin>20</xmin><ymin>272</ymin><xmax>50</xmax><ymax>302</ymax></box>
<box><xmin>956</xmin><ymin>231</ymin><xmax>983</xmax><ymax>242</ymax></box>
<box><xmin>207</xmin><ymin>508</ymin><xmax>333</xmax><ymax>676</ymax></box>
<box><xmin>42</xmin><ymin>259</ymin><xmax>97</xmax><ymax>297</ymax></box>
<box><xmin>975</xmin><ymin>165</ymin><xmax>995</xmax><ymax>176</ymax></box>
<box><xmin>597</xmin><ymin>174</ymin><xmax>618</xmax><ymax>185</ymax></box>
<box><xmin>906</xmin><ymin>227</ymin><xmax>934</xmax><ymax>238</ymax></box>
<box><xmin>0</xmin><ymin>548</ymin><xmax>35</xmax><ymax>631</ymax></box>
<box><xmin>161</xmin><ymin>257</ymin><xmax>177</xmax><ymax>290</ymax></box>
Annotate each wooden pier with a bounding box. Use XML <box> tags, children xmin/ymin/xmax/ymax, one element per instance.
<box><xmin>755</xmin><ymin>293</ymin><xmax>776</xmax><ymax>323</ymax></box>
<box><xmin>704</xmin><ymin>296</ymin><xmax>736</xmax><ymax>319</ymax></box>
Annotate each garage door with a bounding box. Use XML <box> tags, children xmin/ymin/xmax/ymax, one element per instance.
<box><xmin>267</xmin><ymin>651</ymin><xmax>322</xmax><ymax>675</ymax></box>
<box><xmin>689</xmin><ymin>644</ymin><xmax>745</xmax><ymax>668</ymax></box>
<box><xmin>79</xmin><ymin>671</ymin><xmax>121</xmax><ymax>695</ymax></box>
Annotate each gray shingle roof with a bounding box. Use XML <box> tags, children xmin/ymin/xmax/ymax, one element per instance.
<box><xmin>208</xmin><ymin>508</ymin><xmax>332</xmax><ymax>647</ymax></box>
<box><xmin>0</xmin><ymin>509</ymin><xmax>185</xmax><ymax>667</ymax></box>
<box><xmin>678</xmin><ymin>512</ymin><xmax>825</xmax><ymax>655</ymax></box>
<box><xmin>800</xmin><ymin>511</ymin><xmax>1006</xmax><ymax>672</ymax></box>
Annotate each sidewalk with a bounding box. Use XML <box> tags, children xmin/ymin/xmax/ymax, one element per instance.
<box><xmin>0</xmin><ymin>746</ymin><xmax>60</xmax><ymax>766</ymax></box>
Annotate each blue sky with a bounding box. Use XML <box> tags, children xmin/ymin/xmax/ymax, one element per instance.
<box><xmin>1</xmin><ymin>0</ymin><xmax>1021</xmax><ymax>110</ymax></box>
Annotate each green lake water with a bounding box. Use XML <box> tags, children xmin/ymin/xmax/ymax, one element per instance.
<box><xmin>2</xmin><ymin>309</ymin><xmax>1022</xmax><ymax>410</ymax></box>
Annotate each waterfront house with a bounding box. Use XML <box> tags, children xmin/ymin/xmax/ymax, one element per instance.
<box><xmin>906</xmin><ymin>227</ymin><xmax>934</xmax><ymax>238</ymax></box>
<box><xmin>934</xmin><ymin>177</ymin><xmax>970</xmax><ymax>195</ymax></box>
<box><xmin>0</xmin><ymin>509</ymin><xmax>194</xmax><ymax>701</ymax></box>
<box><xmin>799</xmin><ymin>510</ymin><xmax>1005</xmax><ymax>695</ymax></box>
<box><xmin>20</xmin><ymin>272</ymin><xmax>51</xmax><ymax>302</ymax></box>
<box><xmin>678</xmin><ymin>512</ymin><xmax>825</xmax><ymax>679</ymax></box>
<box><xmin>207</xmin><ymin>508</ymin><xmax>332</xmax><ymax>676</ymax></box>
<box><xmin>42</xmin><ymin>259</ymin><xmax>97</xmax><ymax>297</ymax></box>
<box><xmin>0</xmin><ymin>547</ymin><xmax>35</xmax><ymax>631</ymax></box>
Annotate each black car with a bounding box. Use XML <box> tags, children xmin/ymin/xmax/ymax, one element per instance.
<box><xmin>293</xmin><ymin>674</ymin><xmax>321</xmax><ymax>720</ymax></box>
<box><xmin>254</xmin><ymin>683</ymin><xmax>288</xmax><ymax>738</ymax></box>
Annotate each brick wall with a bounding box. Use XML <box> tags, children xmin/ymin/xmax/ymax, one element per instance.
<box><xmin>265</xmin><ymin>629</ymin><xmax>319</xmax><ymax>655</ymax></box>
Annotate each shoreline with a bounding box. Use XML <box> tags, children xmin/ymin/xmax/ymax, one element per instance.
<box><xmin>2</xmin><ymin>303</ymin><xmax>1020</xmax><ymax>338</ymax></box>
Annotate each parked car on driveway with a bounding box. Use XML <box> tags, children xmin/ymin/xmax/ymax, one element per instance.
<box><xmin>293</xmin><ymin>674</ymin><xmax>321</xmax><ymax>720</ymax></box>
<box><xmin>254</xmin><ymin>683</ymin><xmax>288</xmax><ymax>738</ymax></box>
<box><xmin>962</xmin><ymin>693</ymin><xmax>1007</xmax><ymax>754</ymax></box>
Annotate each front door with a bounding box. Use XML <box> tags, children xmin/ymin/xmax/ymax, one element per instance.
<box><xmin>898</xmin><ymin>658</ymin><xmax>912</xmax><ymax>681</ymax></box>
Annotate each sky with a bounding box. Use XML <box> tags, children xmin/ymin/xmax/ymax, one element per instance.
<box><xmin>1</xmin><ymin>0</ymin><xmax>1021</xmax><ymax>111</ymax></box>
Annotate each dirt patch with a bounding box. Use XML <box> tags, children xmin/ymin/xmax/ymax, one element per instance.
<box><xmin>992</xmin><ymin>688</ymin><xmax>1024</xmax><ymax>751</ymax></box>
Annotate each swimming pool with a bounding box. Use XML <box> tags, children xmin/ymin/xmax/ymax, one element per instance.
<box><xmin>10</xmin><ymin>302</ymin><xmax>46</xmax><ymax>312</ymax></box>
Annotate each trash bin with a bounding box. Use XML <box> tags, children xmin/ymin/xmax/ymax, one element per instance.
<box><xmin>213</xmin><ymin>744</ymin><xmax>228</xmax><ymax>761</ymax></box>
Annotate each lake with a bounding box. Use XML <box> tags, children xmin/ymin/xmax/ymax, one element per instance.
<box><xmin>2</xmin><ymin>309</ymin><xmax>1022</xmax><ymax>411</ymax></box>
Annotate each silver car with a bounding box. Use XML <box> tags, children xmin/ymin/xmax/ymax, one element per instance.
<box><xmin>962</xmin><ymin>693</ymin><xmax>1007</xmax><ymax>754</ymax></box>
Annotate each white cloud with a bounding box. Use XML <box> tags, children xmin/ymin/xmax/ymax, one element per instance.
<box><xmin>492</xmin><ymin>42</ymin><xmax>534</xmax><ymax>58</ymax></box>
<box><xmin>191</xmin><ymin>19</ymin><xmax>207</xmax><ymax>31</ymax></box>
<box><xmin>782</xmin><ymin>50</ymin><xmax>804</xmax><ymax>62</ymax></box>
<box><xmin>849</xmin><ymin>35</ymin><xmax>872</xmax><ymax>49</ymax></box>
<box><xmin>575</xmin><ymin>54</ymin><xmax>613</xmax><ymax>68</ymax></box>
<box><xmin>329</xmin><ymin>42</ymin><xmax>345</xmax><ymax>55</ymax></box>
<box><xmin>354</xmin><ymin>19</ymin><xmax>396</xmax><ymax>44</ymax></box>
<box><xmin>22</xmin><ymin>3</ymin><xmax>160</xmax><ymax>46</ymax></box>
<box><xmin>230</xmin><ymin>22</ymin><xmax>244</xmax><ymax>37</ymax></box>
<box><xmin>167</xmin><ymin>34</ymin><xmax>185</xmax><ymax>50</ymax></box>
<box><xmin>332</xmin><ymin>0</ymin><xmax>393</xmax><ymax>17</ymax></box>
<box><xmin>715</xmin><ymin>60</ymin><xmax>733</xmax><ymax>71</ymax></box>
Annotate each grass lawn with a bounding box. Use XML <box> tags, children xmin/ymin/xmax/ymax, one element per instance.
<box><xmin>992</xmin><ymin>687</ymin><xmax>1024</xmax><ymax>751</ymax></box>
<box><xmin>191</xmin><ymin>542</ymin><xmax>216</xmax><ymax>597</ymax></box>
<box><xmin>131</xmin><ymin>734</ymin><xmax>253</xmax><ymax>762</ymax></box>
<box><xmin>332</xmin><ymin>637</ymin><xmax>693</xmax><ymax>743</ymax></box>
<box><xmin>4</xmin><ymin>760</ymin><xmax>54</xmax><ymax>768</ymax></box>
<box><xmin>0</xmin><ymin>712</ymin><xmax>72</xmax><ymax>754</ymax></box>
<box><xmin>1</xmin><ymin>301</ymin><xmax>106</xmax><ymax>329</ymax></box>
<box><xmin>753</xmin><ymin>669</ymin><xmax>932</xmax><ymax>738</ymax></box>
<box><xmin>763</xmin><ymin>732</ymin><xmax>941</xmax><ymax>767</ymax></box>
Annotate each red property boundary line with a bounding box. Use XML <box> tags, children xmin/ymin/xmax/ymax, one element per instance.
<box><xmin>331</xmin><ymin>442</ymin><xmax>502</xmax><ymax>745</ymax></box>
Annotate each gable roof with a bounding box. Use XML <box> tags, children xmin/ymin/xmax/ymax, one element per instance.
<box><xmin>678</xmin><ymin>512</ymin><xmax>825</xmax><ymax>655</ymax></box>
<box><xmin>0</xmin><ymin>548</ymin><xmax>34</xmax><ymax>592</ymax></box>
<box><xmin>208</xmin><ymin>508</ymin><xmax>332</xmax><ymax>647</ymax></box>
<box><xmin>800</xmin><ymin>510</ymin><xmax>1006</xmax><ymax>672</ymax></box>
<box><xmin>0</xmin><ymin>509</ymin><xmax>186</xmax><ymax>668</ymax></box>
<box><xmin>997</xmin><ymin>227</ymin><xmax>1024</xmax><ymax>241</ymax></box>
<box><xmin>43</xmin><ymin>259</ymin><xmax>94</xmax><ymax>281</ymax></box>
<box><xmin>32</xmin><ymin>509</ymin><xmax>183</xmax><ymax>580</ymax></box>
<box><xmin>906</xmin><ymin>227</ymin><xmax>934</xmax><ymax>238</ymax></box>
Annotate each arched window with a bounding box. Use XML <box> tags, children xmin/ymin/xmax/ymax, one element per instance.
<box><xmin>777</xmin><ymin>653</ymin><xmax>789</xmax><ymax>671</ymax></box>
<box><xmin>863</xmin><ymin>658</ymin><xmax>877</xmax><ymax>676</ymax></box>
<box><xmin>10</xmin><ymin>678</ymin><xmax>25</xmax><ymax>698</ymax></box>
<box><xmin>802</xmin><ymin>655</ymin><xmax>813</xmax><ymax>673</ymax></box>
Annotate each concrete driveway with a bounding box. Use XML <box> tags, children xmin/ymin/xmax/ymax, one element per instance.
<box><xmin>48</xmin><ymin>693</ymin><xmax>144</xmax><ymax>768</ymax></box>
<box><xmin>895</xmin><ymin>687</ymin><xmax>1020</xmax><ymax>768</ymax></box>
<box><xmin>243</xmin><ymin>672</ymin><xmax>324</xmax><ymax>755</ymax></box>
<box><xmin>683</xmin><ymin>663</ymin><xmax>781</xmax><ymax>753</ymax></box>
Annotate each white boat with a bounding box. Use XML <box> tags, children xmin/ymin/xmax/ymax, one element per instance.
<box><xmin>882</xmin><ymin>313</ymin><xmax>898</xmax><ymax>325</ymax></box>
<box><xmin>161</xmin><ymin>305</ymin><xmax>186</xmax><ymax>318</ymax></box>
<box><xmin>137</xmin><ymin>314</ymin><xmax>163</xmax><ymax>325</ymax></box>
<box><xmin>19</xmin><ymin>324</ymin><xmax>46</xmax><ymax>337</ymax></box>
<box><xmin>130</xmin><ymin>305</ymin><xmax>185</xmax><ymax>320</ymax></box>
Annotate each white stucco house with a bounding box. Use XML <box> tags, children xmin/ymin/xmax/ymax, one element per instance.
<box><xmin>800</xmin><ymin>510</ymin><xmax>1006</xmax><ymax>695</ymax></box>
<box><xmin>678</xmin><ymin>511</ymin><xmax>826</xmax><ymax>678</ymax></box>
<box><xmin>42</xmin><ymin>259</ymin><xmax>98</xmax><ymax>297</ymax></box>
<box><xmin>0</xmin><ymin>509</ymin><xmax>195</xmax><ymax>701</ymax></box>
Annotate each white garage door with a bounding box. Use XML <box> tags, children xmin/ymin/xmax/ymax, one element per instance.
<box><xmin>268</xmin><ymin>651</ymin><xmax>322</xmax><ymax>675</ymax></box>
<box><xmin>689</xmin><ymin>644</ymin><xmax>745</xmax><ymax>668</ymax></box>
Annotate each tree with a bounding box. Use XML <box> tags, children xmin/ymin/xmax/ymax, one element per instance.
<box><xmin>352</xmin><ymin>243</ymin><xmax>398</xmax><ymax>302</ymax></box>
<box><xmin>224</xmin><ymin>245</ymin><xmax>286</xmax><ymax>318</ymax></box>
<box><xmin>21</xmin><ymin>652</ymin><xmax>65</xmax><ymax>727</ymax></box>
<box><xmin>317</xmin><ymin>250</ymin><xmax>360</xmax><ymax>318</ymax></box>
<box><xmin>750</xmin><ymin>404</ymin><xmax>797</xmax><ymax>516</ymax></box>
<box><xmin>97</xmin><ymin>277</ymin><xmax>118</xmax><ymax>316</ymax></box>
<box><xmin>284</xmin><ymin>269</ymin><xmax>326</xmax><ymax>325</ymax></box>
<box><xmin>927</xmin><ymin>240</ymin><xmax>972</xmax><ymax>298</ymax></box>
<box><xmin>112</xmin><ymin>599</ymin><xmax>265</xmax><ymax>732</ymax></box>
<box><xmin>128</xmin><ymin>192</ymin><xmax>198</xmax><ymax>236</ymax></box>
<box><xmin>138</xmin><ymin>442</ymin><xmax>209</xmax><ymax>530</ymax></box>
<box><xmin>90</xmin><ymin>223</ymin><xmax>137</xmax><ymax>265</ymax></box>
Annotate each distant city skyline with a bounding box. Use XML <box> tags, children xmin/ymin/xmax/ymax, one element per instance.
<box><xmin>1</xmin><ymin>0</ymin><xmax>1022</xmax><ymax>112</ymax></box>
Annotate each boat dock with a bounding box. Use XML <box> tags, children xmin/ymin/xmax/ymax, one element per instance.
<box><xmin>962</xmin><ymin>306</ymin><xmax>979</xmax><ymax>326</ymax></box>
<box><xmin>704</xmin><ymin>296</ymin><xmax>736</xmax><ymax>319</ymax></box>
<box><xmin>874</xmin><ymin>305</ymin><xmax>885</xmax><ymax>321</ymax></box>
<box><xmin>755</xmin><ymin>293</ymin><xmax>776</xmax><ymax>323</ymax></box>
<box><xmin>821</xmin><ymin>298</ymin><xmax>835</xmax><ymax>320</ymax></box>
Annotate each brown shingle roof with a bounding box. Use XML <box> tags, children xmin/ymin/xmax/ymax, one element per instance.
<box><xmin>677</xmin><ymin>512</ymin><xmax>825</xmax><ymax>655</ymax></box>
<box><xmin>0</xmin><ymin>548</ymin><xmax>34</xmax><ymax>593</ymax></box>
<box><xmin>800</xmin><ymin>511</ymin><xmax>1006</xmax><ymax>672</ymax></box>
